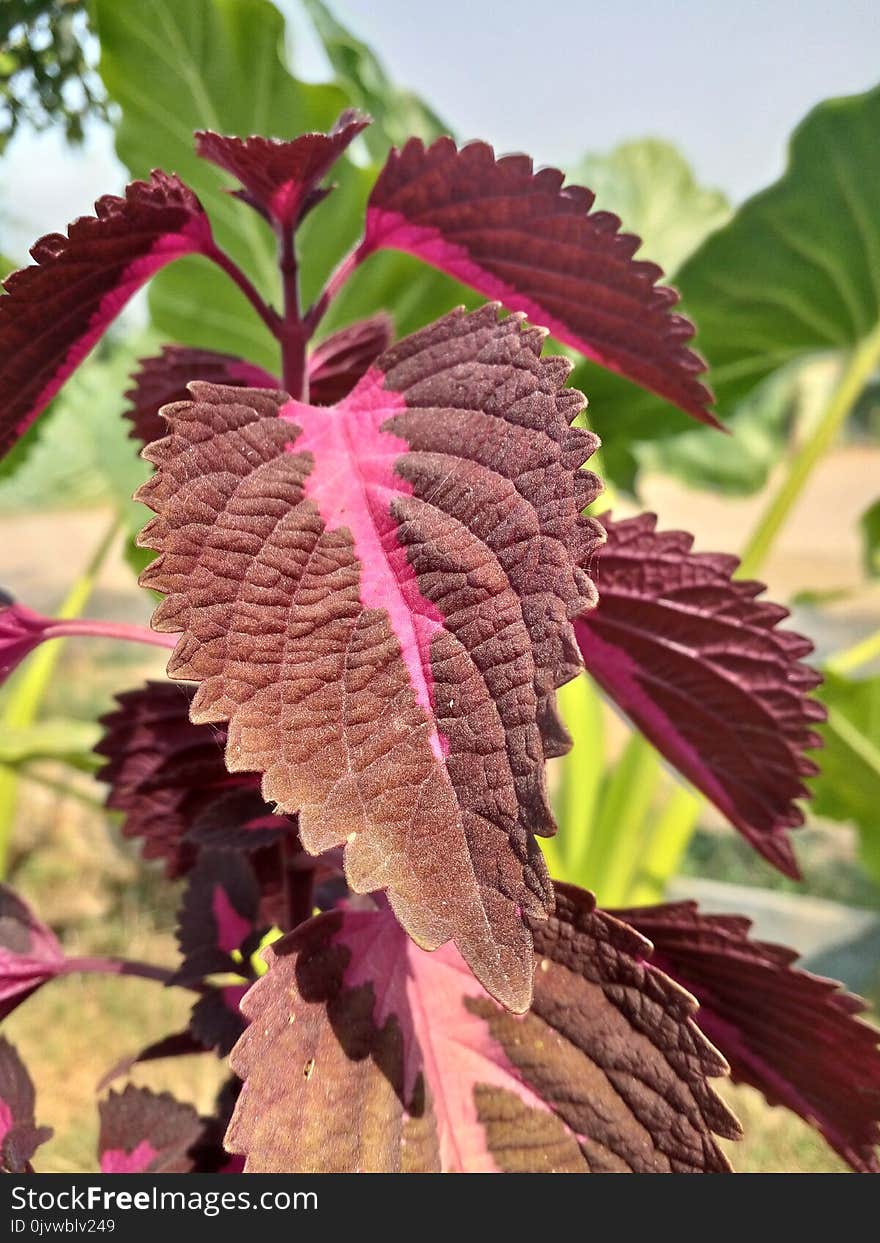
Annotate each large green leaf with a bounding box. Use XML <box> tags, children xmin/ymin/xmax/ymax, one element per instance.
<box><xmin>578</xmin><ymin>84</ymin><xmax>880</xmax><ymax>493</ymax></box>
<box><xmin>573</xmin><ymin>139</ymin><xmax>729</xmax><ymax>278</ymax></box>
<box><xmin>93</xmin><ymin>0</ymin><xmax>349</xmax><ymax>369</ymax></box>
<box><xmin>811</xmin><ymin>670</ymin><xmax>880</xmax><ymax>883</ymax></box>
<box><xmin>302</xmin><ymin>0</ymin><xmax>448</xmax><ymax>161</ymax></box>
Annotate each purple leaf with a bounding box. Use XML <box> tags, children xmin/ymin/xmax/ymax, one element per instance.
<box><xmin>185</xmin><ymin>788</ymin><xmax>289</xmax><ymax>853</ymax></box>
<box><xmin>190</xmin><ymin>987</ymin><xmax>249</xmax><ymax>1058</ymax></box>
<box><xmin>616</xmin><ymin>901</ymin><xmax>880</xmax><ymax>1174</ymax></box>
<box><xmin>225</xmin><ymin>888</ymin><xmax>738</xmax><ymax>1172</ymax></box>
<box><xmin>98</xmin><ymin>1085</ymin><xmax>202</xmax><ymax>1174</ymax></box>
<box><xmin>124</xmin><ymin>315</ymin><xmax>392</xmax><ymax>449</ymax></box>
<box><xmin>576</xmin><ymin>513</ymin><xmax>825</xmax><ymax>876</ymax></box>
<box><xmin>172</xmin><ymin>851</ymin><xmax>264</xmax><ymax>986</ymax></box>
<box><xmin>0</xmin><ymin>594</ymin><xmax>51</xmax><ymax>685</ymax></box>
<box><xmin>0</xmin><ymin>884</ymin><xmax>65</xmax><ymax>1020</ymax></box>
<box><xmin>96</xmin><ymin>682</ymin><xmax>292</xmax><ymax>877</ymax></box>
<box><xmin>136</xmin><ymin>305</ymin><xmax>603</xmax><ymax>1011</ymax></box>
<box><xmin>97</xmin><ymin>1031</ymin><xmax>208</xmax><ymax>1093</ymax></box>
<box><xmin>125</xmin><ymin>346</ymin><xmax>277</xmax><ymax>447</ymax></box>
<box><xmin>0</xmin><ymin>1038</ymin><xmax>53</xmax><ymax>1173</ymax></box>
<box><xmin>308</xmin><ymin>314</ymin><xmax>394</xmax><ymax>405</ymax></box>
<box><xmin>361</xmin><ymin>139</ymin><xmax>717</xmax><ymax>424</ymax></box>
<box><xmin>0</xmin><ymin>173</ymin><xmax>213</xmax><ymax>456</ymax></box>
<box><xmin>195</xmin><ymin>110</ymin><xmax>369</xmax><ymax>228</ymax></box>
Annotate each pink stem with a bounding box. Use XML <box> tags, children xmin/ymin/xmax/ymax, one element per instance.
<box><xmin>62</xmin><ymin>956</ymin><xmax>180</xmax><ymax>987</ymax></box>
<box><xmin>277</xmin><ymin>223</ymin><xmax>308</xmax><ymax>400</ymax></box>
<box><xmin>304</xmin><ymin>242</ymin><xmax>367</xmax><ymax>336</ymax></box>
<box><xmin>203</xmin><ymin>240</ymin><xmax>281</xmax><ymax>338</ymax></box>
<box><xmin>44</xmin><ymin>619</ymin><xmax>178</xmax><ymax>650</ymax></box>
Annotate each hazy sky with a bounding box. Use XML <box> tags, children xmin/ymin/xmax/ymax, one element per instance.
<box><xmin>2</xmin><ymin>0</ymin><xmax>878</xmax><ymax>259</ymax></box>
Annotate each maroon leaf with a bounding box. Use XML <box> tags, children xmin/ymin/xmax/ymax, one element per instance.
<box><xmin>136</xmin><ymin>305</ymin><xmax>603</xmax><ymax>1011</ymax></box>
<box><xmin>185</xmin><ymin>788</ymin><xmax>289</xmax><ymax>853</ymax></box>
<box><xmin>97</xmin><ymin>1031</ymin><xmax>208</xmax><ymax>1093</ymax></box>
<box><xmin>576</xmin><ymin>513</ymin><xmax>825</xmax><ymax>876</ymax></box>
<box><xmin>226</xmin><ymin>888</ymin><xmax>738</xmax><ymax>1172</ymax></box>
<box><xmin>361</xmin><ymin>139</ymin><xmax>717</xmax><ymax>424</ymax></box>
<box><xmin>98</xmin><ymin>1085</ymin><xmax>202</xmax><ymax>1174</ymax></box>
<box><xmin>172</xmin><ymin>851</ymin><xmax>264</xmax><ymax>986</ymax></box>
<box><xmin>617</xmin><ymin>901</ymin><xmax>880</xmax><ymax>1174</ymax></box>
<box><xmin>195</xmin><ymin>110</ymin><xmax>369</xmax><ymax>228</ymax></box>
<box><xmin>190</xmin><ymin>987</ymin><xmax>249</xmax><ymax>1057</ymax></box>
<box><xmin>0</xmin><ymin>593</ymin><xmax>51</xmax><ymax>685</ymax></box>
<box><xmin>308</xmin><ymin>314</ymin><xmax>394</xmax><ymax>405</ymax></box>
<box><xmin>0</xmin><ymin>172</ymin><xmax>213</xmax><ymax>456</ymax></box>
<box><xmin>0</xmin><ymin>1038</ymin><xmax>53</xmax><ymax>1173</ymax></box>
<box><xmin>96</xmin><ymin>682</ymin><xmax>291</xmax><ymax>877</ymax></box>
<box><xmin>124</xmin><ymin>316</ymin><xmax>391</xmax><ymax>449</ymax></box>
<box><xmin>0</xmin><ymin>884</ymin><xmax>66</xmax><ymax>1020</ymax></box>
<box><xmin>125</xmin><ymin>347</ymin><xmax>277</xmax><ymax>447</ymax></box>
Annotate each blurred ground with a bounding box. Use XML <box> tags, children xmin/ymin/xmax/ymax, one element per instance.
<box><xmin>1</xmin><ymin>442</ymin><xmax>879</xmax><ymax>1173</ymax></box>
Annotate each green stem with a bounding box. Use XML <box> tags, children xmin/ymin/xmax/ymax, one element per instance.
<box><xmin>0</xmin><ymin>516</ymin><xmax>121</xmax><ymax>874</ymax></box>
<box><xmin>0</xmin><ymin>762</ymin><xmax>107</xmax><ymax>812</ymax></box>
<box><xmin>739</xmin><ymin>322</ymin><xmax>880</xmax><ymax>579</ymax></box>
<box><xmin>826</xmin><ymin>625</ymin><xmax>880</xmax><ymax>677</ymax></box>
<box><xmin>627</xmin><ymin>785</ymin><xmax>701</xmax><ymax>906</ymax></box>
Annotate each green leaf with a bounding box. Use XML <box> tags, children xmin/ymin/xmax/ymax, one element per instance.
<box><xmin>93</xmin><ymin>0</ymin><xmax>349</xmax><ymax>367</ymax></box>
<box><xmin>0</xmin><ymin>719</ymin><xmax>102</xmax><ymax>769</ymax></box>
<box><xmin>572</xmin><ymin>138</ymin><xmax>730</xmax><ymax>278</ymax></box>
<box><xmin>302</xmin><ymin>0</ymin><xmax>449</xmax><ymax>161</ymax></box>
<box><xmin>811</xmin><ymin>670</ymin><xmax>880</xmax><ymax>883</ymax></box>
<box><xmin>640</xmin><ymin>363</ymin><xmax>797</xmax><ymax>495</ymax></box>
<box><xmin>578</xmin><ymin>84</ymin><xmax>880</xmax><ymax>494</ymax></box>
<box><xmin>860</xmin><ymin>498</ymin><xmax>880</xmax><ymax>578</ymax></box>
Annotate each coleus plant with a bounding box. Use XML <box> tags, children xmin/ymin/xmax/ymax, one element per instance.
<box><xmin>0</xmin><ymin>110</ymin><xmax>878</xmax><ymax>1175</ymax></box>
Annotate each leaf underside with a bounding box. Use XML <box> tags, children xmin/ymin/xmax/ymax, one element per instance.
<box><xmin>617</xmin><ymin>902</ymin><xmax>880</xmax><ymax>1173</ymax></box>
<box><xmin>136</xmin><ymin>304</ymin><xmax>603</xmax><ymax>1010</ymax></box>
<box><xmin>576</xmin><ymin>513</ymin><xmax>825</xmax><ymax>876</ymax></box>
<box><xmin>0</xmin><ymin>1038</ymin><xmax>52</xmax><ymax>1173</ymax></box>
<box><xmin>225</xmin><ymin>886</ymin><xmax>738</xmax><ymax>1172</ymax></box>
<box><xmin>362</xmin><ymin>138</ymin><xmax>717</xmax><ymax>424</ymax></box>
<box><xmin>0</xmin><ymin>172</ymin><xmax>212</xmax><ymax>456</ymax></box>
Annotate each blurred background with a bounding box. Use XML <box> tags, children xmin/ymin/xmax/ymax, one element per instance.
<box><xmin>1</xmin><ymin>0</ymin><xmax>879</xmax><ymax>1172</ymax></box>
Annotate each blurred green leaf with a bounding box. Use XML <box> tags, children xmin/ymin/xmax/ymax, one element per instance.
<box><xmin>641</xmin><ymin>363</ymin><xmax>797</xmax><ymax>495</ymax></box>
<box><xmin>544</xmin><ymin>674</ymin><xmax>604</xmax><ymax>881</ymax></box>
<box><xmin>573</xmin><ymin>138</ymin><xmax>730</xmax><ymax>278</ymax></box>
<box><xmin>577</xmin><ymin>84</ymin><xmax>880</xmax><ymax>494</ymax></box>
<box><xmin>0</xmin><ymin>719</ymin><xmax>101</xmax><ymax>769</ymax></box>
<box><xmin>302</xmin><ymin>0</ymin><xmax>449</xmax><ymax>160</ymax></box>
<box><xmin>860</xmin><ymin>498</ymin><xmax>880</xmax><ymax>578</ymax></box>
<box><xmin>811</xmin><ymin>670</ymin><xmax>880</xmax><ymax>883</ymax></box>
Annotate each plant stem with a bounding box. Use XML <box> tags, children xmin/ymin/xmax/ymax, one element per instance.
<box><xmin>739</xmin><ymin>321</ymin><xmax>880</xmax><ymax>578</ymax></box>
<box><xmin>826</xmin><ymin>625</ymin><xmax>880</xmax><ymax>676</ymax></box>
<box><xmin>282</xmin><ymin>839</ymin><xmax>315</xmax><ymax>930</ymax></box>
<box><xmin>0</xmin><ymin>516</ymin><xmax>122</xmax><ymax>875</ymax></box>
<box><xmin>63</xmin><ymin>955</ymin><xmax>177</xmax><ymax>986</ymax></box>
<box><xmin>277</xmin><ymin>224</ymin><xmax>308</xmax><ymax>400</ymax></box>
<box><xmin>43</xmin><ymin>619</ymin><xmax>178</xmax><ymax>650</ymax></box>
<box><xmin>204</xmin><ymin>241</ymin><xmax>281</xmax><ymax>338</ymax></box>
<box><xmin>304</xmin><ymin>243</ymin><xmax>364</xmax><ymax>336</ymax></box>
